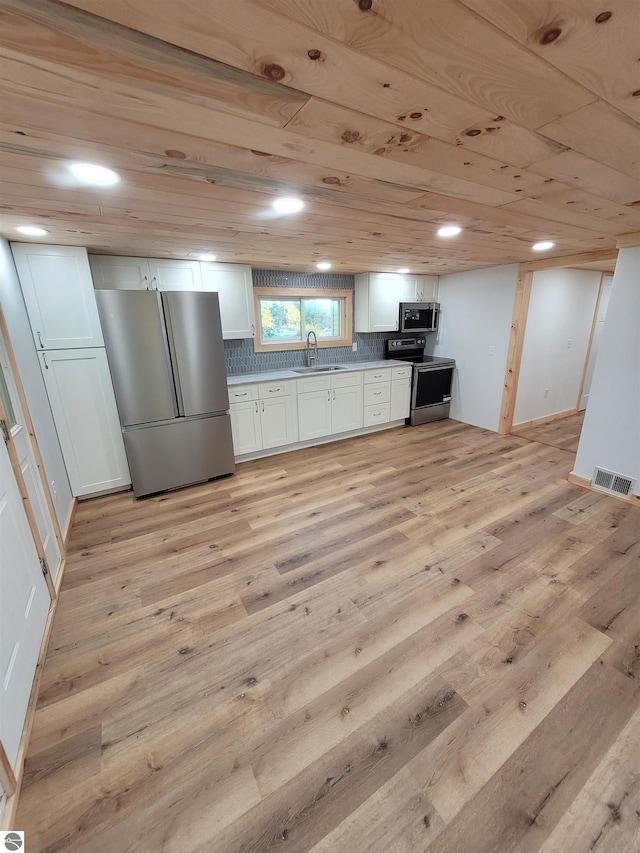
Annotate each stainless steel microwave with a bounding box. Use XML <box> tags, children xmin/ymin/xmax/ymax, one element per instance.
<box><xmin>399</xmin><ymin>302</ymin><xmax>439</xmax><ymax>333</ymax></box>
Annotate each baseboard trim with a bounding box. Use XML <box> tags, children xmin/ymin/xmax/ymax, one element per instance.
<box><xmin>62</xmin><ymin>497</ymin><xmax>77</xmax><ymax>548</ymax></box>
<box><xmin>568</xmin><ymin>472</ymin><xmax>590</xmax><ymax>489</ymax></box>
<box><xmin>0</xmin><ymin>597</ymin><xmax>58</xmax><ymax>831</ymax></box>
<box><xmin>512</xmin><ymin>408</ymin><xmax>578</xmax><ymax>433</ymax></box>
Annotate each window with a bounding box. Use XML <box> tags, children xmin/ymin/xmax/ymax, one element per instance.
<box><xmin>253</xmin><ymin>287</ymin><xmax>353</xmax><ymax>351</ymax></box>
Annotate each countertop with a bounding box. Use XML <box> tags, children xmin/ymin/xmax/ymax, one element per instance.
<box><xmin>227</xmin><ymin>360</ymin><xmax>407</xmax><ymax>385</ymax></box>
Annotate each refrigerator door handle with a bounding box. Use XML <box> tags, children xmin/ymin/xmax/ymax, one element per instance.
<box><xmin>158</xmin><ymin>296</ymin><xmax>182</xmax><ymax>417</ymax></box>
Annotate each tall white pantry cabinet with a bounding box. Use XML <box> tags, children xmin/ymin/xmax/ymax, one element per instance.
<box><xmin>11</xmin><ymin>244</ymin><xmax>131</xmax><ymax>497</ymax></box>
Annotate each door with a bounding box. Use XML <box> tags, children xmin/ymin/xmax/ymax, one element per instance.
<box><xmin>331</xmin><ymin>386</ymin><xmax>363</xmax><ymax>434</ymax></box>
<box><xmin>298</xmin><ymin>390</ymin><xmax>331</xmax><ymax>441</ymax></box>
<box><xmin>0</xmin><ymin>434</ymin><xmax>50</xmax><ymax>767</ymax></box>
<box><xmin>260</xmin><ymin>396</ymin><xmax>297</xmax><ymax>449</ymax></box>
<box><xmin>163</xmin><ymin>291</ymin><xmax>229</xmax><ymax>416</ymax></box>
<box><xmin>390</xmin><ymin>378</ymin><xmax>412</xmax><ymax>420</ymax></box>
<box><xmin>11</xmin><ymin>244</ymin><xmax>104</xmax><ymax>349</ymax></box>
<box><xmin>370</xmin><ymin>274</ymin><xmax>404</xmax><ymax>332</ymax></box>
<box><xmin>230</xmin><ymin>401</ymin><xmax>263</xmax><ymax>455</ymax></box>
<box><xmin>95</xmin><ymin>289</ymin><xmax>177</xmax><ymax>426</ymax></box>
<box><xmin>149</xmin><ymin>259</ymin><xmax>203</xmax><ymax>291</ymax></box>
<box><xmin>89</xmin><ymin>255</ymin><xmax>152</xmax><ymax>290</ymax></box>
<box><xmin>40</xmin><ymin>348</ymin><xmax>131</xmax><ymax>496</ymax></box>
<box><xmin>201</xmin><ymin>263</ymin><xmax>256</xmax><ymax>339</ymax></box>
<box><xmin>413</xmin><ymin>366</ymin><xmax>454</xmax><ymax>408</ymax></box>
<box><xmin>0</xmin><ymin>332</ymin><xmax>61</xmax><ymax>580</ymax></box>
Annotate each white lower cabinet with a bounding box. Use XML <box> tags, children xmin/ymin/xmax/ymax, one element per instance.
<box><xmin>390</xmin><ymin>365</ymin><xmax>412</xmax><ymax>421</ymax></box>
<box><xmin>297</xmin><ymin>387</ymin><xmax>332</xmax><ymax>442</ymax></box>
<box><xmin>390</xmin><ymin>378</ymin><xmax>412</xmax><ymax>420</ymax></box>
<box><xmin>297</xmin><ymin>372</ymin><xmax>363</xmax><ymax>441</ymax></box>
<box><xmin>231</xmin><ymin>366</ymin><xmax>408</xmax><ymax>460</ymax></box>
<box><xmin>39</xmin><ymin>348</ymin><xmax>131</xmax><ymax>496</ymax></box>
<box><xmin>230</xmin><ymin>381</ymin><xmax>297</xmax><ymax>454</ymax></box>
<box><xmin>229</xmin><ymin>399</ymin><xmax>262</xmax><ymax>455</ymax></box>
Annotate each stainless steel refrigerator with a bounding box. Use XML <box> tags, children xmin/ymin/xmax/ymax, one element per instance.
<box><xmin>95</xmin><ymin>289</ymin><xmax>235</xmax><ymax>497</ymax></box>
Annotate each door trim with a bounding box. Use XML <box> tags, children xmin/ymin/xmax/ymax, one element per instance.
<box><xmin>0</xmin><ymin>307</ymin><xmax>64</xmax><ymax>553</ymax></box>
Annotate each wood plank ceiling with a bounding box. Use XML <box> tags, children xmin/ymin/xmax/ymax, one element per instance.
<box><xmin>0</xmin><ymin>0</ymin><xmax>638</xmax><ymax>274</ymax></box>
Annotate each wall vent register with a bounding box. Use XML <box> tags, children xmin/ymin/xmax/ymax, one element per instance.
<box><xmin>591</xmin><ymin>467</ymin><xmax>636</xmax><ymax>498</ymax></box>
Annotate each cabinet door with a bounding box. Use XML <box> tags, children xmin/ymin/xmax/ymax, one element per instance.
<box><xmin>89</xmin><ymin>255</ymin><xmax>151</xmax><ymax>290</ymax></box>
<box><xmin>230</xmin><ymin>400</ymin><xmax>262</xmax><ymax>455</ymax></box>
<box><xmin>416</xmin><ymin>275</ymin><xmax>439</xmax><ymax>301</ymax></box>
<box><xmin>390</xmin><ymin>378</ymin><xmax>411</xmax><ymax>420</ymax></box>
<box><xmin>149</xmin><ymin>259</ymin><xmax>203</xmax><ymax>291</ymax></box>
<box><xmin>331</xmin><ymin>385</ymin><xmax>363</xmax><ymax>434</ymax></box>
<box><xmin>201</xmin><ymin>263</ymin><xmax>256</xmax><ymax>339</ymax></box>
<box><xmin>369</xmin><ymin>274</ymin><xmax>404</xmax><ymax>332</ymax></box>
<box><xmin>260</xmin><ymin>395</ymin><xmax>298</xmax><ymax>449</ymax></box>
<box><xmin>39</xmin><ymin>348</ymin><xmax>131</xmax><ymax>496</ymax></box>
<box><xmin>297</xmin><ymin>389</ymin><xmax>331</xmax><ymax>441</ymax></box>
<box><xmin>12</xmin><ymin>244</ymin><xmax>104</xmax><ymax>349</ymax></box>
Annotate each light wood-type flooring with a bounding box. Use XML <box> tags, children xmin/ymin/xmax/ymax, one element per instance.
<box><xmin>17</xmin><ymin>418</ymin><xmax>640</xmax><ymax>852</ymax></box>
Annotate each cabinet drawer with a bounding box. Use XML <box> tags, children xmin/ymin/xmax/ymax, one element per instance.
<box><xmin>258</xmin><ymin>380</ymin><xmax>293</xmax><ymax>399</ymax></box>
<box><xmin>331</xmin><ymin>371</ymin><xmax>363</xmax><ymax>389</ymax></box>
<box><xmin>363</xmin><ymin>382</ymin><xmax>391</xmax><ymax>406</ymax></box>
<box><xmin>363</xmin><ymin>403</ymin><xmax>391</xmax><ymax>427</ymax></box>
<box><xmin>296</xmin><ymin>376</ymin><xmax>331</xmax><ymax>393</ymax></box>
<box><xmin>228</xmin><ymin>384</ymin><xmax>258</xmax><ymax>403</ymax></box>
<box><xmin>391</xmin><ymin>365</ymin><xmax>413</xmax><ymax>381</ymax></box>
<box><xmin>364</xmin><ymin>368</ymin><xmax>392</xmax><ymax>384</ymax></box>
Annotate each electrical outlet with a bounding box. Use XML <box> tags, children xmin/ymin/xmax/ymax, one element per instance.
<box><xmin>567</xmin><ymin>338</ymin><xmax>572</xmax><ymax>348</ymax></box>
<box><xmin>544</xmin><ymin>389</ymin><xmax>549</xmax><ymax>398</ymax></box>
<box><xmin>488</xmin><ymin>345</ymin><xmax>495</xmax><ymax>356</ymax></box>
<box><xmin>50</xmin><ymin>480</ymin><xmax>57</xmax><ymax>499</ymax></box>
<box><xmin>352</xmin><ymin>342</ymin><xmax>357</xmax><ymax>352</ymax></box>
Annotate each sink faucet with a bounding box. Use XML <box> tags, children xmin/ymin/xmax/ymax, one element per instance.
<box><xmin>305</xmin><ymin>330</ymin><xmax>318</xmax><ymax>367</ymax></box>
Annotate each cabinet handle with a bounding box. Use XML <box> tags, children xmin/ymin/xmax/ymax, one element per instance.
<box><xmin>373</xmin><ymin>374</ymin><xmax>382</xmax><ymax>379</ymax></box>
<box><xmin>42</xmin><ymin>353</ymin><xmax>48</xmax><ymax>370</ymax></box>
<box><xmin>327</xmin><ymin>391</ymin><xmax>331</xmax><ymax>401</ymax></box>
<box><xmin>268</xmin><ymin>387</ymin><xmax>280</xmax><ymax>393</ymax></box>
<box><xmin>37</xmin><ymin>331</ymin><xmax>44</xmax><ymax>349</ymax></box>
<box><xmin>236</xmin><ymin>392</ymin><xmax>248</xmax><ymax>397</ymax></box>
<box><xmin>255</xmin><ymin>401</ymin><xmax>259</xmax><ymax>413</ymax></box>
<box><xmin>261</xmin><ymin>401</ymin><xmax>265</xmax><ymax>412</ymax></box>
<box><xmin>143</xmin><ymin>275</ymin><xmax>149</xmax><ymax>290</ymax></box>
<box><xmin>152</xmin><ymin>277</ymin><xmax>157</xmax><ymax>290</ymax></box>
<box><xmin>251</xmin><ymin>324</ymin><xmax>255</xmax><ymax>337</ymax></box>
<box><xmin>333</xmin><ymin>390</ymin><xmax>336</xmax><ymax>401</ymax></box>
<box><xmin>374</xmin><ymin>391</ymin><xmax>382</xmax><ymax>396</ymax></box>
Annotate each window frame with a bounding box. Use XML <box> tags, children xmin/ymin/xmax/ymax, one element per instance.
<box><xmin>253</xmin><ymin>287</ymin><xmax>353</xmax><ymax>352</ymax></box>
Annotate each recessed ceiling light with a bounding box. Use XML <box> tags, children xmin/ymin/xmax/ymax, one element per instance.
<box><xmin>272</xmin><ymin>197</ymin><xmax>305</xmax><ymax>214</ymax></box>
<box><xmin>532</xmin><ymin>241</ymin><xmax>555</xmax><ymax>251</ymax></box>
<box><xmin>437</xmin><ymin>225</ymin><xmax>462</xmax><ymax>238</ymax></box>
<box><xmin>199</xmin><ymin>253</ymin><xmax>217</xmax><ymax>261</ymax></box>
<box><xmin>316</xmin><ymin>261</ymin><xmax>331</xmax><ymax>270</ymax></box>
<box><xmin>397</xmin><ymin>267</ymin><xmax>410</xmax><ymax>274</ymax></box>
<box><xmin>69</xmin><ymin>162</ymin><xmax>120</xmax><ymax>186</ymax></box>
<box><xmin>16</xmin><ymin>225</ymin><xmax>49</xmax><ymax>237</ymax></box>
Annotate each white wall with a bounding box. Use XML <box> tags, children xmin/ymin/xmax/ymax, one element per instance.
<box><xmin>432</xmin><ymin>264</ymin><xmax>518</xmax><ymax>431</ymax></box>
<box><xmin>0</xmin><ymin>238</ymin><xmax>73</xmax><ymax>526</ymax></box>
<box><xmin>514</xmin><ymin>268</ymin><xmax>601</xmax><ymax>425</ymax></box>
<box><xmin>573</xmin><ymin>246</ymin><xmax>640</xmax><ymax>495</ymax></box>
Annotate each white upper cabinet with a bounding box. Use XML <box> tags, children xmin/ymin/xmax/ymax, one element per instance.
<box><xmin>89</xmin><ymin>255</ymin><xmax>255</xmax><ymax>339</ymax></box>
<box><xmin>148</xmin><ymin>259</ymin><xmax>203</xmax><ymax>291</ymax></box>
<box><xmin>200</xmin><ymin>263</ymin><xmax>256</xmax><ymax>340</ymax></box>
<box><xmin>12</xmin><ymin>244</ymin><xmax>104</xmax><ymax>349</ymax></box>
<box><xmin>354</xmin><ymin>272</ymin><xmax>439</xmax><ymax>332</ymax></box>
<box><xmin>90</xmin><ymin>255</ymin><xmax>152</xmax><ymax>290</ymax></box>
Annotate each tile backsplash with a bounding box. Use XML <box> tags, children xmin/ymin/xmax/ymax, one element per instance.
<box><xmin>224</xmin><ymin>269</ymin><xmax>398</xmax><ymax>375</ymax></box>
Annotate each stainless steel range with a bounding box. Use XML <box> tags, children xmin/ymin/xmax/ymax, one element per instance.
<box><xmin>385</xmin><ymin>337</ymin><xmax>455</xmax><ymax>425</ymax></box>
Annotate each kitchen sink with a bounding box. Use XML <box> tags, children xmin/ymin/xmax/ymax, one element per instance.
<box><xmin>292</xmin><ymin>365</ymin><xmax>347</xmax><ymax>374</ymax></box>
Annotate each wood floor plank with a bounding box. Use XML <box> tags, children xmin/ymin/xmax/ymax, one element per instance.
<box><xmin>15</xmin><ymin>418</ymin><xmax>640</xmax><ymax>852</ymax></box>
